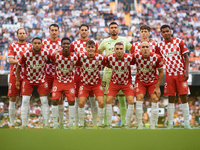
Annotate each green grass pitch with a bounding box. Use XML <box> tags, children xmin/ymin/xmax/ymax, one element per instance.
<box><xmin>1</xmin><ymin>129</ymin><xmax>199</xmax><ymax>150</ymax></box>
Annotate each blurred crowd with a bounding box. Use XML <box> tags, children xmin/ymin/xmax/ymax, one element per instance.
<box><xmin>0</xmin><ymin>0</ymin><xmax>200</xmax><ymax>72</ymax></box>
<box><xmin>0</xmin><ymin>95</ymin><xmax>200</xmax><ymax>128</ymax></box>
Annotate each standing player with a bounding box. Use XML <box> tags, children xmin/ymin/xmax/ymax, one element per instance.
<box><xmin>51</xmin><ymin>37</ymin><xmax>78</xmax><ymax>129</ymax></box>
<box><xmin>16</xmin><ymin>37</ymin><xmax>50</xmax><ymax>129</ymax></box>
<box><xmin>8</xmin><ymin>28</ymin><xmax>32</xmax><ymax>129</ymax></box>
<box><xmin>157</xmin><ymin>25</ymin><xmax>191</xmax><ymax>129</ymax></box>
<box><xmin>98</xmin><ymin>22</ymin><xmax>132</xmax><ymax>127</ymax></box>
<box><xmin>105</xmin><ymin>42</ymin><xmax>135</xmax><ymax>129</ymax></box>
<box><xmin>133</xmin><ymin>42</ymin><xmax>164</xmax><ymax>129</ymax></box>
<box><xmin>77</xmin><ymin>40</ymin><xmax>105</xmax><ymax>129</ymax></box>
<box><xmin>70</xmin><ymin>24</ymin><xmax>98</xmax><ymax>128</ymax></box>
<box><xmin>130</xmin><ymin>25</ymin><xmax>157</xmax><ymax>54</ymax></box>
<box><xmin>42</xmin><ymin>24</ymin><xmax>64</xmax><ymax>128</ymax></box>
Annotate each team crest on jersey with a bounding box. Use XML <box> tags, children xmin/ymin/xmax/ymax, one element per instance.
<box><xmin>52</xmin><ymin>86</ymin><xmax>57</xmax><ymax>92</ymax></box>
<box><xmin>124</xmin><ymin>63</ymin><xmax>128</xmax><ymax>67</ymax></box>
<box><xmin>95</xmin><ymin>61</ymin><xmax>99</xmax><ymax>65</ymax></box>
<box><xmin>70</xmin><ymin>88</ymin><xmax>75</xmax><ymax>94</ymax></box>
<box><xmin>174</xmin><ymin>45</ymin><xmax>177</xmax><ymax>50</ymax></box>
<box><xmin>149</xmin><ymin>62</ymin><xmax>153</xmax><ymax>66</ymax></box>
<box><xmin>70</xmin><ymin>62</ymin><xmax>74</xmax><ymax>66</ymax></box>
<box><xmin>182</xmin><ymin>82</ymin><xmax>187</xmax><ymax>88</ymax></box>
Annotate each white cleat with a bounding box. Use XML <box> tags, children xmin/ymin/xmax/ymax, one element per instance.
<box><xmin>150</xmin><ymin>125</ymin><xmax>156</xmax><ymax>130</ymax></box>
<box><xmin>53</xmin><ymin>125</ymin><xmax>59</xmax><ymax>129</ymax></box>
<box><xmin>184</xmin><ymin>124</ymin><xmax>192</xmax><ymax>129</ymax></box>
<box><xmin>137</xmin><ymin>125</ymin><xmax>143</xmax><ymax>129</ymax></box>
<box><xmin>167</xmin><ymin>124</ymin><xmax>174</xmax><ymax>129</ymax></box>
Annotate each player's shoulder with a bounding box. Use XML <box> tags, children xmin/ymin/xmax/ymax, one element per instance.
<box><xmin>132</xmin><ymin>41</ymin><xmax>141</xmax><ymax>46</ymax></box>
<box><xmin>100</xmin><ymin>37</ymin><xmax>111</xmax><ymax>43</ymax></box>
<box><xmin>151</xmin><ymin>52</ymin><xmax>161</xmax><ymax>58</ymax></box>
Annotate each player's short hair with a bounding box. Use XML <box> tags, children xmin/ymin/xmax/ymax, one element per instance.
<box><xmin>61</xmin><ymin>37</ymin><xmax>71</xmax><ymax>44</ymax></box>
<box><xmin>32</xmin><ymin>37</ymin><xmax>42</xmax><ymax>43</ymax></box>
<box><xmin>160</xmin><ymin>25</ymin><xmax>171</xmax><ymax>31</ymax></box>
<box><xmin>79</xmin><ymin>24</ymin><xmax>89</xmax><ymax>30</ymax></box>
<box><xmin>49</xmin><ymin>24</ymin><xmax>59</xmax><ymax>30</ymax></box>
<box><xmin>86</xmin><ymin>40</ymin><xmax>95</xmax><ymax>46</ymax></box>
<box><xmin>115</xmin><ymin>42</ymin><xmax>124</xmax><ymax>47</ymax></box>
<box><xmin>140</xmin><ymin>25</ymin><xmax>151</xmax><ymax>32</ymax></box>
<box><xmin>16</xmin><ymin>28</ymin><xmax>27</xmax><ymax>35</ymax></box>
<box><xmin>109</xmin><ymin>22</ymin><xmax>118</xmax><ymax>27</ymax></box>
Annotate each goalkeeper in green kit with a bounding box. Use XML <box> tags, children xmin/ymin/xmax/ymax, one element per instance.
<box><xmin>98</xmin><ymin>22</ymin><xmax>132</xmax><ymax>127</ymax></box>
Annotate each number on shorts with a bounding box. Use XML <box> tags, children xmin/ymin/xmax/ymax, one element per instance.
<box><xmin>9</xmin><ymin>83</ymin><xmax>12</xmax><ymax>90</ymax></box>
<box><xmin>164</xmin><ymin>83</ymin><xmax>167</xmax><ymax>89</ymax></box>
<box><xmin>134</xmin><ymin>83</ymin><xmax>138</xmax><ymax>88</ymax></box>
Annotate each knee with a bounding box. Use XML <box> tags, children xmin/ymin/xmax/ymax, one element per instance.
<box><xmin>79</xmin><ymin>101</ymin><xmax>85</xmax><ymax>108</ymax></box>
<box><xmin>68</xmin><ymin>101</ymin><xmax>75</xmax><ymax>106</ymax></box>
<box><xmin>180</xmin><ymin>95</ymin><xmax>187</xmax><ymax>103</ymax></box>
<box><xmin>9</xmin><ymin>96</ymin><xmax>16</xmax><ymax>102</ymax></box>
<box><xmin>52</xmin><ymin>99</ymin><xmax>58</xmax><ymax>105</ymax></box>
<box><xmin>169</xmin><ymin>96</ymin><xmax>176</xmax><ymax>103</ymax></box>
<box><xmin>152</xmin><ymin>97</ymin><xmax>158</xmax><ymax>103</ymax></box>
<box><xmin>98</xmin><ymin>101</ymin><xmax>104</xmax><ymax>108</ymax></box>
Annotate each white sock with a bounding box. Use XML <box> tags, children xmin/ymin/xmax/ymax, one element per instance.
<box><xmin>9</xmin><ymin>101</ymin><xmax>16</xmax><ymax>125</ymax></box>
<box><xmin>40</xmin><ymin>96</ymin><xmax>49</xmax><ymax>127</ymax></box>
<box><xmin>126</xmin><ymin>104</ymin><xmax>134</xmax><ymax>126</ymax></box>
<box><xmin>182</xmin><ymin>103</ymin><xmax>189</xmax><ymax>125</ymax></box>
<box><xmin>21</xmin><ymin>96</ymin><xmax>30</xmax><ymax>126</ymax></box>
<box><xmin>98</xmin><ymin>107</ymin><xmax>104</xmax><ymax>126</ymax></box>
<box><xmin>52</xmin><ymin>105</ymin><xmax>58</xmax><ymax>126</ymax></box>
<box><xmin>151</xmin><ymin>102</ymin><xmax>158</xmax><ymax>126</ymax></box>
<box><xmin>106</xmin><ymin>104</ymin><xmax>112</xmax><ymax>126</ymax></box>
<box><xmin>167</xmin><ymin>103</ymin><xmax>175</xmax><ymax>125</ymax></box>
<box><xmin>75</xmin><ymin>97</ymin><xmax>79</xmax><ymax>125</ymax></box>
<box><xmin>136</xmin><ymin>101</ymin><xmax>143</xmax><ymax>126</ymax></box>
<box><xmin>89</xmin><ymin>97</ymin><xmax>98</xmax><ymax>126</ymax></box>
<box><xmin>69</xmin><ymin>105</ymin><xmax>75</xmax><ymax>127</ymax></box>
<box><xmin>58</xmin><ymin>104</ymin><xmax>64</xmax><ymax>124</ymax></box>
<box><xmin>78</xmin><ymin>107</ymin><xmax>85</xmax><ymax>126</ymax></box>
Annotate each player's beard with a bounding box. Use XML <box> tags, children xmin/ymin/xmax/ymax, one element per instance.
<box><xmin>33</xmin><ymin>48</ymin><xmax>41</xmax><ymax>53</ymax></box>
<box><xmin>18</xmin><ymin>39</ymin><xmax>26</xmax><ymax>43</ymax></box>
<box><xmin>111</xmin><ymin>33</ymin><xmax>117</xmax><ymax>36</ymax></box>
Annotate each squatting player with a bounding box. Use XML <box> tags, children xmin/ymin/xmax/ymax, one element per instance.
<box><xmin>42</xmin><ymin>24</ymin><xmax>64</xmax><ymax>128</ymax></box>
<box><xmin>105</xmin><ymin>42</ymin><xmax>134</xmax><ymax>129</ymax></box>
<box><xmin>157</xmin><ymin>25</ymin><xmax>191</xmax><ymax>129</ymax></box>
<box><xmin>51</xmin><ymin>37</ymin><xmax>78</xmax><ymax>129</ymax></box>
<box><xmin>98</xmin><ymin>22</ymin><xmax>132</xmax><ymax>127</ymax></box>
<box><xmin>77</xmin><ymin>40</ymin><xmax>105</xmax><ymax>129</ymax></box>
<box><xmin>16</xmin><ymin>37</ymin><xmax>50</xmax><ymax>129</ymax></box>
<box><xmin>70</xmin><ymin>24</ymin><xmax>98</xmax><ymax>128</ymax></box>
<box><xmin>8</xmin><ymin>28</ymin><xmax>32</xmax><ymax>129</ymax></box>
<box><xmin>133</xmin><ymin>42</ymin><xmax>164</xmax><ymax>129</ymax></box>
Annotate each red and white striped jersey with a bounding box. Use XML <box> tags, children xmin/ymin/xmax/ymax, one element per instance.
<box><xmin>8</xmin><ymin>42</ymin><xmax>32</xmax><ymax>79</ymax></box>
<box><xmin>18</xmin><ymin>48</ymin><xmax>50</xmax><ymax>83</ymax></box>
<box><xmin>133</xmin><ymin>51</ymin><xmax>163</xmax><ymax>83</ymax></box>
<box><xmin>51</xmin><ymin>51</ymin><xmax>78</xmax><ymax>83</ymax></box>
<box><xmin>156</xmin><ymin>37</ymin><xmax>189</xmax><ymax>76</ymax></box>
<box><xmin>42</xmin><ymin>38</ymin><xmax>61</xmax><ymax>76</ymax></box>
<box><xmin>130</xmin><ymin>40</ymin><xmax>158</xmax><ymax>54</ymax></box>
<box><xmin>77</xmin><ymin>52</ymin><xmax>105</xmax><ymax>85</ymax></box>
<box><xmin>105</xmin><ymin>53</ymin><xmax>133</xmax><ymax>85</ymax></box>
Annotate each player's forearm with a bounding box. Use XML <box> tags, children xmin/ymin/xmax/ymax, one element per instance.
<box><xmin>16</xmin><ymin>65</ymin><xmax>21</xmax><ymax>81</ymax></box>
<box><xmin>184</xmin><ymin>54</ymin><xmax>189</xmax><ymax>72</ymax></box>
<box><xmin>8</xmin><ymin>57</ymin><xmax>18</xmax><ymax>64</ymax></box>
<box><xmin>156</xmin><ymin>68</ymin><xmax>164</xmax><ymax>89</ymax></box>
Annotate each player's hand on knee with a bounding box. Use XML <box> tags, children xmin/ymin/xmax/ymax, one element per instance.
<box><xmin>15</xmin><ymin>81</ymin><xmax>20</xmax><ymax>90</ymax></box>
<box><xmin>154</xmin><ymin>87</ymin><xmax>161</xmax><ymax>98</ymax></box>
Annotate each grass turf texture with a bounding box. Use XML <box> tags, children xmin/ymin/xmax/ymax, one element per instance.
<box><xmin>0</xmin><ymin>129</ymin><xmax>199</xmax><ymax>150</ymax></box>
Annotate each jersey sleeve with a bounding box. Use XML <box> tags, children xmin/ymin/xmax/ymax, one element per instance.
<box><xmin>125</xmin><ymin>38</ymin><xmax>132</xmax><ymax>51</ymax></box>
<box><xmin>95</xmin><ymin>43</ymin><xmax>99</xmax><ymax>53</ymax></box>
<box><xmin>156</xmin><ymin>55</ymin><xmax>164</xmax><ymax>69</ymax></box>
<box><xmin>75</xmin><ymin>53</ymin><xmax>81</xmax><ymax>66</ymax></box>
<box><xmin>130</xmin><ymin>44</ymin><xmax>135</xmax><ymax>54</ymax></box>
<box><xmin>18</xmin><ymin>54</ymin><xmax>25</xmax><ymax>66</ymax></box>
<box><xmin>98</xmin><ymin>40</ymin><xmax>105</xmax><ymax>54</ymax></box>
<box><xmin>180</xmin><ymin>40</ymin><xmax>189</xmax><ymax>55</ymax></box>
<box><xmin>69</xmin><ymin>42</ymin><xmax>75</xmax><ymax>52</ymax></box>
<box><xmin>8</xmin><ymin>44</ymin><xmax>14</xmax><ymax>57</ymax></box>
